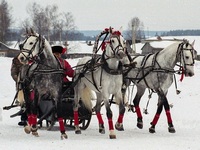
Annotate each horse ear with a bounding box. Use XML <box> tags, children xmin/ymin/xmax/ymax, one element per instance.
<box><xmin>119</xmin><ymin>26</ymin><xmax>123</xmax><ymax>33</ymax></box>
<box><xmin>30</xmin><ymin>28</ymin><xmax>35</xmax><ymax>35</ymax></box>
<box><xmin>191</xmin><ymin>40</ymin><xmax>195</xmax><ymax>47</ymax></box>
<box><xmin>109</xmin><ymin>27</ymin><xmax>113</xmax><ymax>34</ymax></box>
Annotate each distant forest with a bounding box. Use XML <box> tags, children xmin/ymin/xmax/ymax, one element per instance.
<box><xmin>160</xmin><ymin>30</ymin><xmax>200</xmax><ymax>36</ymax></box>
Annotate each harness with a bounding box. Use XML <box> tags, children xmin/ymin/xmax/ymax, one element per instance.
<box><xmin>125</xmin><ymin>41</ymin><xmax>195</xmax><ymax>90</ymax></box>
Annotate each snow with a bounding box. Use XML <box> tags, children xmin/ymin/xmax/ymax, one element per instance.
<box><xmin>1</xmin><ymin>37</ymin><xmax>200</xmax><ymax>150</ymax></box>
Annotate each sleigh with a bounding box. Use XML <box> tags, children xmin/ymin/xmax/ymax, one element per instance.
<box><xmin>3</xmin><ymin>84</ymin><xmax>92</xmax><ymax>130</ymax></box>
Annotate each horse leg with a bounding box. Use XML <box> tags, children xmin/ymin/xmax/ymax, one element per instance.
<box><xmin>115</xmin><ymin>102</ymin><xmax>125</xmax><ymax>131</ymax></box>
<box><xmin>133</xmin><ymin>87</ymin><xmax>145</xmax><ymax>129</ymax></box>
<box><xmin>24</xmin><ymin>89</ymin><xmax>34</xmax><ymax>134</ymax></box>
<box><xmin>73</xmin><ymin>85</ymin><xmax>81</xmax><ymax>134</ymax></box>
<box><xmin>149</xmin><ymin>101</ymin><xmax>163</xmax><ymax>133</ymax></box>
<box><xmin>149</xmin><ymin>89</ymin><xmax>167</xmax><ymax>133</ymax></box>
<box><xmin>57</xmin><ymin>100</ymin><xmax>68</xmax><ymax>139</ymax></box>
<box><xmin>31</xmin><ymin>90</ymin><xmax>39</xmax><ymax>137</ymax></box>
<box><xmin>95</xmin><ymin>94</ymin><xmax>105</xmax><ymax>134</ymax></box>
<box><xmin>104</xmin><ymin>100</ymin><xmax>116</xmax><ymax>139</ymax></box>
<box><xmin>163</xmin><ymin>98</ymin><xmax>176</xmax><ymax>133</ymax></box>
<box><xmin>115</xmin><ymin>92</ymin><xmax>125</xmax><ymax>131</ymax></box>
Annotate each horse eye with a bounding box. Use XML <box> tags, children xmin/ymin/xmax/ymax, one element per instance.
<box><xmin>111</xmin><ymin>39</ymin><xmax>115</xmax><ymax>43</ymax></box>
<box><xmin>185</xmin><ymin>56</ymin><xmax>189</xmax><ymax>59</ymax></box>
<box><xmin>30</xmin><ymin>42</ymin><xmax>33</xmax><ymax>45</ymax></box>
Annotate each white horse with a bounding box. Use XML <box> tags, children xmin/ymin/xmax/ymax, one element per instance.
<box><xmin>125</xmin><ymin>40</ymin><xmax>196</xmax><ymax>133</ymax></box>
<box><xmin>73</xmin><ymin>27</ymin><xmax>129</xmax><ymax>139</ymax></box>
<box><xmin>18</xmin><ymin>29</ymin><xmax>67</xmax><ymax>139</ymax></box>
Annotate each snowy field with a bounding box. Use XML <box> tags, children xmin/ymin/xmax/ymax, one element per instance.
<box><xmin>1</xmin><ymin>37</ymin><xmax>200</xmax><ymax>150</ymax></box>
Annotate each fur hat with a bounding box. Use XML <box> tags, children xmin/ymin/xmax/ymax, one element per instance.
<box><xmin>52</xmin><ymin>46</ymin><xmax>63</xmax><ymax>53</ymax></box>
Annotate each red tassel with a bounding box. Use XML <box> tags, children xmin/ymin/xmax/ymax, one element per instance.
<box><xmin>101</xmin><ymin>42</ymin><xmax>106</xmax><ymax>51</ymax></box>
<box><xmin>180</xmin><ymin>67</ymin><xmax>184</xmax><ymax>82</ymax></box>
<box><xmin>112</xmin><ymin>31</ymin><xmax>121</xmax><ymax>36</ymax></box>
<box><xmin>29</xmin><ymin>90</ymin><xmax>35</xmax><ymax>101</ymax></box>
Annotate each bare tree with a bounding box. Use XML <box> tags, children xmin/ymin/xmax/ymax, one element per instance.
<box><xmin>0</xmin><ymin>0</ymin><xmax>12</xmax><ymax>43</ymax></box>
<box><xmin>24</xmin><ymin>2</ymin><xmax>76</xmax><ymax>44</ymax></box>
<box><xmin>126</xmin><ymin>17</ymin><xmax>145</xmax><ymax>53</ymax></box>
<box><xmin>44</xmin><ymin>5</ymin><xmax>59</xmax><ymax>41</ymax></box>
<box><xmin>63</xmin><ymin>12</ymin><xmax>76</xmax><ymax>42</ymax></box>
<box><xmin>127</xmin><ymin>17</ymin><xmax>145</xmax><ymax>40</ymax></box>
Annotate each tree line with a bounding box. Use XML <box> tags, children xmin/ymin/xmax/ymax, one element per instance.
<box><xmin>0</xmin><ymin>0</ymin><xmax>150</xmax><ymax>45</ymax></box>
<box><xmin>161</xmin><ymin>30</ymin><xmax>200</xmax><ymax>36</ymax></box>
<box><xmin>1</xmin><ymin>0</ymin><xmax>200</xmax><ymax>46</ymax></box>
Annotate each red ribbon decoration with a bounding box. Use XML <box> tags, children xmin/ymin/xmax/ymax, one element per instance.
<box><xmin>180</xmin><ymin>67</ymin><xmax>184</xmax><ymax>82</ymax></box>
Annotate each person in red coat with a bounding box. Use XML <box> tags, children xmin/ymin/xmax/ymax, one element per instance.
<box><xmin>52</xmin><ymin>45</ymin><xmax>74</xmax><ymax>95</ymax></box>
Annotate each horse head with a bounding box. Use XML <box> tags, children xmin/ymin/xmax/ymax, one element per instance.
<box><xmin>18</xmin><ymin>28</ymin><xmax>46</xmax><ymax>64</ymax></box>
<box><xmin>106</xmin><ymin>27</ymin><xmax>127</xmax><ymax>60</ymax></box>
<box><xmin>178</xmin><ymin>40</ymin><xmax>196</xmax><ymax>77</ymax></box>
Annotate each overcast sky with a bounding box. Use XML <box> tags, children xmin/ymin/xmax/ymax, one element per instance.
<box><xmin>6</xmin><ymin>0</ymin><xmax>200</xmax><ymax>31</ymax></box>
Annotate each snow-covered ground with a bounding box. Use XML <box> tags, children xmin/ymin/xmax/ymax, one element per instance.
<box><xmin>0</xmin><ymin>37</ymin><xmax>200</xmax><ymax>150</ymax></box>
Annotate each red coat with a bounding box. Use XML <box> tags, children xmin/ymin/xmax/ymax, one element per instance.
<box><xmin>57</xmin><ymin>57</ymin><xmax>74</xmax><ymax>82</ymax></box>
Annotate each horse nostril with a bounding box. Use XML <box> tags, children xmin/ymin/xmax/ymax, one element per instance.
<box><xmin>20</xmin><ymin>57</ymin><xmax>24</xmax><ymax>61</ymax></box>
<box><xmin>188</xmin><ymin>72</ymin><xmax>194</xmax><ymax>77</ymax></box>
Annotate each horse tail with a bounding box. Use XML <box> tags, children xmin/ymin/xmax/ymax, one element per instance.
<box><xmin>80</xmin><ymin>87</ymin><xmax>94</xmax><ymax>112</ymax></box>
<box><xmin>17</xmin><ymin>90</ymin><xmax>25</xmax><ymax>106</ymax></box>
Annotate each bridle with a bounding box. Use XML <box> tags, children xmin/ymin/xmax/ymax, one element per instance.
<box><xmin>176</xmin><ymin>41</ymin><xmax>195</xmax><ymax>74</ymax></box>
<box><xmin>105</xmin><ymin>33</ymin><xmax>127</xmax><ymax>59</ymax></box>
<box><xmin>19</xmin><ymin>34</ymin><xmax>45</xmax><ymax>62</ymax></box>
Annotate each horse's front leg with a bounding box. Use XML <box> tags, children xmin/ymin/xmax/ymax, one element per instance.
<box><xmin>115</xmin><ymin>94</ymin><xmax>125</xmax><ymax>131</ymax></box>
<box><xmin>24</xmin><ymin>90</ymin><xmax>38</xmax><ymax>136</ymax></box>
<box><xmin>95</xmin><ymin>94</ymin><xmax>105</xmax><ymax>134</ymax></box>
<box><xmin>57</xmin><ymin>101</ymin><xmax>68</xmax><ymax>139</ymax></box>
<box><xmin>104</xmin><ymin>100</ymin><xmax>116</xmax><ymax>139</ymax></box>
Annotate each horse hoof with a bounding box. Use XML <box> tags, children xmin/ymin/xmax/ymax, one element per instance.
<box><xmin>168</xmin><ymin>127</ymin><xmax>176</xmax><ymax>133</ymax></box>
<box><xmin>24</xmin><ymin>125</ymin><xmax>31</xmax><ymax>134</ymax></box>
<box><xmin>61</xmin><ymin>133</ymin><xmax>68</xmax><ymax>139</ymax></box>
<box><xmin>115</xmin><ymin>122</ymin><xmax>124</xmax><ymax>131</ymax></box>
<box><xmin>149</xmin><ymin>126</ymin><xmax>156</xmax><ymax>133</ymax></box>
<box><xmin>32</xmin><ymin>131</ymin><xmax>39</xmax><ymax>137</ymax></box>
<box><xmin>75</xmin><ymin>126</ymin><xmax>81</xmax><ymax>134</ymax></box>
<box><xmin>75</xmin><ymin>130</ymin><xmax>81</xmax><ymax>134</ymax></box>
<box><xmin>137</xmin><ymin>118</ymin><xmax>143</xmax><ymax>129</ymax></box>
<box><xmin>99</xmin><ymin>124</ymin><xmax>105</xmax><ymax>134</ymax></box>
<box><xmin>109</xmin><ymin>130</ymin><xmax>116</xmax><ymax>139</ymax></box>
<box><xmin>137</xmin><ymin>122</ymin><xmax>143</xmax><ymax>129</ymax></box>
<box><xmin>109</xmin><ymin>134</ymin><xmax>116</xmax><ymax>139</ymax></box>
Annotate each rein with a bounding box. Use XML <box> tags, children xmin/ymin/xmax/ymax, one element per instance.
<box><xmin>20</xmin><ymin>34</ymin><xmax>64</xmax><ymax>76</ymax></box>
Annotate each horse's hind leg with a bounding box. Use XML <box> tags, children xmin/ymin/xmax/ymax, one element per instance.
<box><xmin>57</xmin><ymin>101</ymin><xmax>68</xmax><ymax>139</ymax></box>
<box><xmin>163</xmin><ymin>97</ymin><xmax>176</xmax><ymax>133</ymax></box>
<box><xmin>73</xmin><ymin>84</ymin><xmax>82</xmax><ymax>134</ymax></box>
<box><xmin>149</xmin><ymin>90</ymin><xmax>175</xmax><ymax>133</ymax></box>
<box><xmin>149</xmin><ymin>100</ymin><xmax>163</xmax><ymax>133</ymax></box>
<box><xmin>133</xmin><ymin>87</ymin><xmax>145</xmax><ymax>129</ymax></box>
